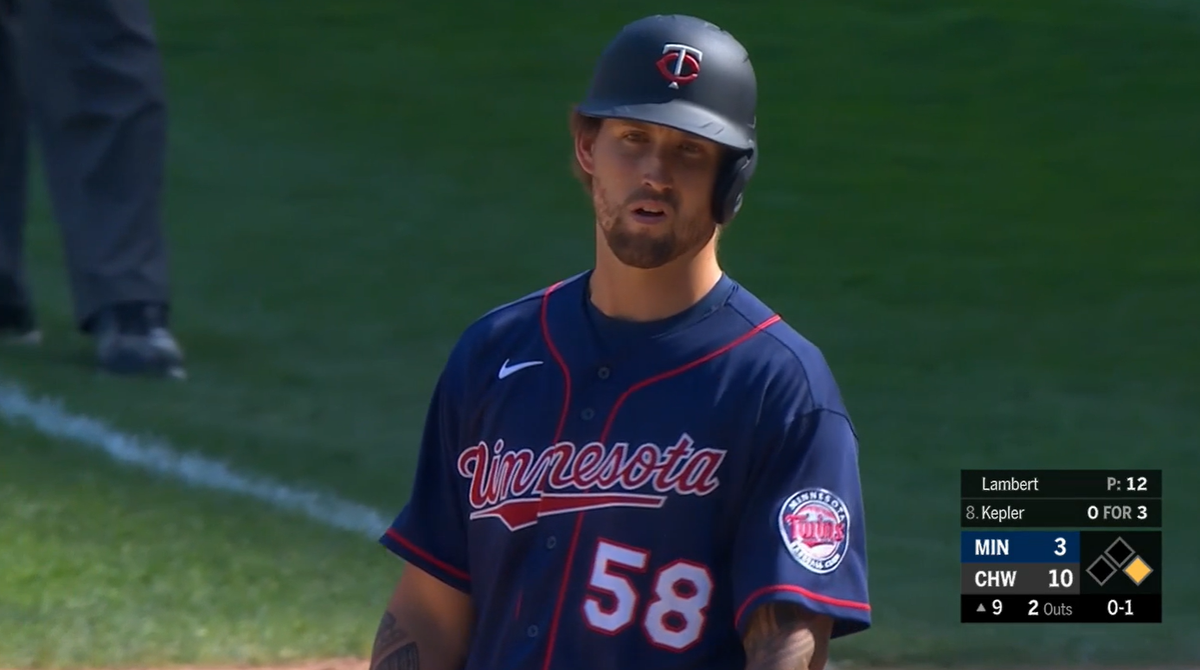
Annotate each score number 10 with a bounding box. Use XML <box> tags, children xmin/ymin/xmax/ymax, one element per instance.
<box><xmin>1049</xmin><ymin>536</ymin><xmax>1073</xmax><ymax>588</ymax></box>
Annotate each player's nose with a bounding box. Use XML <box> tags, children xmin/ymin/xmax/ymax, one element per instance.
<box><xmin>638</xmin><ymin>149</ymin><xmax>673</xmax><ymax>191</ymax></box>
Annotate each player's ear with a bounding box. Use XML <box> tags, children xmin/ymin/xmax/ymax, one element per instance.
<box><xmin>574</xmin><ymin>120</ymin><xmax>598</xmax><ymax>177</ymax></box>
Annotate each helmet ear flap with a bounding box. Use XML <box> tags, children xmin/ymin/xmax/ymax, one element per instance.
<box><xmin>712</xmin><ymin>148</ymin><xmax>756</xmax><ymax>225</ymax></box>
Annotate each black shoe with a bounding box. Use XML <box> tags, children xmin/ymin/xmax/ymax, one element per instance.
<box><xmin>0</xmin><ymin>305</ymin><xmax>41</xmax><ymax>345</ymax></box>
<box><xmin>91</xmin><ymin>302</ymin><xmax>186</xmax><ymax>380</ymax></box>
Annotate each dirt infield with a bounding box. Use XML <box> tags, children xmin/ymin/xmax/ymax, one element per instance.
<box><xmin>147</xmin><ymin>661</ymin><xmax>367</xmax><ymax>670</ymax></box>
<box><xmin>0</xmin><ymin>661</ymin><xmax>369</xmax><ymax>670</ymax></box>
<box><xmin>7</xmin><ymin>661</ymin><xmax>1185</xmax><ymax>670</ymax></box>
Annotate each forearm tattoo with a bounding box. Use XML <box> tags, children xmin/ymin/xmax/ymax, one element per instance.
<box><xmin>371</xmin><ymin>611</ymin><xmax>421</xmax><ymax>670</ymax></box>
<box><xmin>376</xmin><ymin>643</ymin><xmax>419</xmax><ymax>670</ymax></box>
<box><xmin>743</xmin><ymin>603</ymin><xmax>819</xmax><ymax>670</ymax></box>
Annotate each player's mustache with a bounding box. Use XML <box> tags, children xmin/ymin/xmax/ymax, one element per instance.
<box><xmin>623</xmin><ymin>189</ymin><xmax>677</xmax><ymax>210</ymax></box>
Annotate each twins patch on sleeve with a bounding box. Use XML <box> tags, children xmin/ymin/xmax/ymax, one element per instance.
<box><xmin>778</xmin><ymin>488</ymin><xmax>850</xmax><ymax>574</ymax></box>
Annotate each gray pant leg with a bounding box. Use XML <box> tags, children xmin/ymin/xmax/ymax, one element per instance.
<box><xmin>20</xmin><ymin>0</ymin><xmax>171</xmax><ymax>330</ymax></box>
<box><xmin>0</xmin><ymin>0</ymin><xmax>32</xmax><ymax>309</ymax></box>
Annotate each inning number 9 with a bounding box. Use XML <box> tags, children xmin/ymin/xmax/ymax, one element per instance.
<box><xmin>1054</xmin><ymin>537</ymin><xmax>1066</xmax><ymax>556</ymax></box>
<box><xmin>992</xmin><ymin>599</ymin><xmax>1003</xmax><ymax>615</ymax></box>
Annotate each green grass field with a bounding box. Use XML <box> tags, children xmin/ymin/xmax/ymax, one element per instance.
<box><xmin>2</xmin><ymin>0</ymin><xmax>1198</xmax><ymax>666</ymax></box>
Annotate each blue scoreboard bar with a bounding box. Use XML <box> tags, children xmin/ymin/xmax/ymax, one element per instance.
<box><xmin>961</xmin><ymin>531</ymin><xmax>1079</xmax><ymax>563</ymax></box>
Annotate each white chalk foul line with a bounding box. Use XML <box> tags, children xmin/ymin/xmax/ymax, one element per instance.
<box><xmin>0</xmin><ymin>380</ymin><xmax>391</xmax><ymax>539</ymax></box>
<box><xmin>0</xmin><ymin>379</ymin><xmax>845</xmax><ymax>669</ymax></box>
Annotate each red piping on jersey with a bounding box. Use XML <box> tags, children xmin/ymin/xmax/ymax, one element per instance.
<box><xmin>537</xmin><ymin>280</ymin><xmax>582</xmax><ymax>670</ymax></box>
<box><xmin>540</xmin><ymin>310</ymin><xmax>781</xmax><ymax>670</ymax></box>
<box><xmin>600</xmin><ymin>314</ymin><xmax>781</xmax><ymax>442</ymax></box>
<box><xmin>540</xmin><ymin>280</ymin><xmax>572</xmax><ymax>442</ymax></box>
<box><xmin>542</xmin><ymin>514</ymin><xmax>586</xmax><ymax>670</ymax></box>
<box><xmin>385</xmin><ymin>527</ymin><xmax>470</xmax><ymax>582</ymax></box>
<box><xmin>734</xmin><ymin>584</ymin><xmax>871</xmax><ymax>630</ymax></box>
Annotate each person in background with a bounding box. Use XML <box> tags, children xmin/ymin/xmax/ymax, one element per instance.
<box><xmin>0</xmin><ymin>0</ymin><xmax>185</xmax><ymax>379</ymax></box>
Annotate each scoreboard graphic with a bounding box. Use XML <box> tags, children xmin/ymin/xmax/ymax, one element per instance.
<box><xmin>960</xmin><ymin>469</ymin><xmax>1162</xmax><ymax>623</ymax></box>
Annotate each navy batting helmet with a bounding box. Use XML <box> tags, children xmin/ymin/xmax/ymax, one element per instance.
<box><xmin>576</xmin><ymin>15</ymin><xmax>758</xmax><ymax>224</ymax></box>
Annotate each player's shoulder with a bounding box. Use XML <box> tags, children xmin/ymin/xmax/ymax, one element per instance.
<box><xmin>442</xmin><ymin>271</ymin><xmax>588</xmax><ymax>374</ymax></box>
<box><xmin>725</xmin><ymin>280</ymin><xmax>848</xmax><ymax>416</ymax></box>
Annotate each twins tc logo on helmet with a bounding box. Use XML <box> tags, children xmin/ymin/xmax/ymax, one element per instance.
<box><xmin>778</xmin><ymin>488</ymin><xmax>850</xmax><ymax>574</ymax></box>
<box><xmin>657</xmin><ymin>43</ymin><xmax>703</xmax><ymax>89</ymax></box>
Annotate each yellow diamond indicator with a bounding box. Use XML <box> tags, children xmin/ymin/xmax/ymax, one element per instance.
<box><xmin>1124</xmin><ymin>556</ymin><xmax>1153</xmax><ymax>585</ymax></box>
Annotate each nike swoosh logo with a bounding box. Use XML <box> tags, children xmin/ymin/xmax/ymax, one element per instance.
<box><xmin>498</xmin><ymin>359</ymin><xmax>544</xmax><ymax>379</ymax></box>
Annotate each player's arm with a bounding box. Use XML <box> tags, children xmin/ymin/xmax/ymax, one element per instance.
<box><xmin>374</xmin><ymin>337</ymin><xmax>477</xmax><ymax>670</ymax></box>
<box><xmin>741</xmin><ymin>602</ymin><xmax>833</xmax><ymax>670</ymax></box>
<box><xmin>731</xmin><ymin>397</ymin><xmax>870</xmax><ymax>653</ymax></box>
<box><xmin>370</xmin><ymin>565</ymin><xmax>474</xmax><ymax>670</ymax></box>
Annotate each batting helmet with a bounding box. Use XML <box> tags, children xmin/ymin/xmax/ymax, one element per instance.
<box><xmin>576</xmin><ymin>15</ymin><xmax>759</xmax><ymax>224</ymax></box>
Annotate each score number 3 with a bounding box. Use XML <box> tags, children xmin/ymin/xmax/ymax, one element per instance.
<box><xmin>1049</xmin><ymin>537</ymin><xmax>1074</xmax><ymax>588</ymax></box>
<box><xmin>584</xmin><ymin>539</ymin><xmax>714</xmax><ymax>651</ymax></box>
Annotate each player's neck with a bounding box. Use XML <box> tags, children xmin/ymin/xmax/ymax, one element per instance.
<box><xmin>590</xmin><ymin>241</ymin><xmax>724</xmax><ymax>323</ymax></box>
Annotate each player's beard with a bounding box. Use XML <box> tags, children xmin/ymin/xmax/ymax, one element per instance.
<box><xmin>593</xmin><ymin>183</ymin><xmax>715</xmax><ymax>270</ymax></box>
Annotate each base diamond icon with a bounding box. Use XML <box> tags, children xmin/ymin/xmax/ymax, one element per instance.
<box><xmin>1105</xmin><ymin>537</ymin><xmax>1135</xmax><ymax>567</ymax></box>
<box><xmin>1087</xmin><ymin>555</ymin><xmax>1118</xmax><ymax>585</ymax></box>
<box><xmin>1123</xmin><ymin>556</ymin><xmax>1154</xmax><ymax>585</ymax></box>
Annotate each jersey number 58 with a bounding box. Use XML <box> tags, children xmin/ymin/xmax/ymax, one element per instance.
<box><xmin>583</xmin><ymin>539</ymin><xmax>714</xmax><ymax>652</ymax></box>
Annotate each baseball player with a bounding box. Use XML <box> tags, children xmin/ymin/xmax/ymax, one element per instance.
<box><xmin>372</xmin><ymin>14</ymin><xmax>870</xmax><ymax>670</ymax></box>
<box><xmin>0</xmin><ymin>0</ymin><xmax>184</xmax><ymax>378</ymax></box>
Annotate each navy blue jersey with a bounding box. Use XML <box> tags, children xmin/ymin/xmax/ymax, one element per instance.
<box><xmin>381</xmin><ymin>271</ymin><xmax>871</xmax><ymax>670</ymax></box>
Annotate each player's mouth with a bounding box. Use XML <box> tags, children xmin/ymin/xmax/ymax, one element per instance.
<box><xmin>628</xmin><ymin>201</ymin><xmax>671</xmax><ymax>225</ymax></box>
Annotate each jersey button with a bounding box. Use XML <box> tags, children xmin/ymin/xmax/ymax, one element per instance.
<box><xmin>527</xmin><ymin>625</ymin><xmax>539</xmax><ymax>638</ymax></box>
<box><xmin>546</xmin><ymin>536</ymin><xmax>557</xmax><ymax>549</ymax></box>
<box><xmin>597</xmin><ymin>366</ymin><xmax>610</xmax><ymax>380</ymax></box>
<box><xmin>580</xmin><ymin>407</ymin><xmax>595</xmax><ymax>420</ymax></box>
